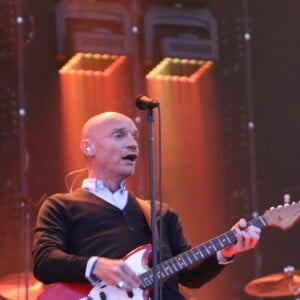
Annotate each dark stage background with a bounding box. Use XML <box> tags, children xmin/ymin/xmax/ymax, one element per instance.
<box><xmin>0</xmin><ymin>0</ymin><xmax>299</xmax><ymax>299</ymax></box>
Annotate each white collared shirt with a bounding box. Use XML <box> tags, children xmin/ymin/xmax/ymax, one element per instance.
<box><xmin>82</xmin><ymin>178</ymin><xmax>128</xmax><ymax>210</ymax></box>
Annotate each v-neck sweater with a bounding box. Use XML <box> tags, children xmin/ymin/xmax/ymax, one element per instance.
<box><xmin>33</xmin><ymin>188</ymin><xmax>224</xmax><ymax>299</ymax></box>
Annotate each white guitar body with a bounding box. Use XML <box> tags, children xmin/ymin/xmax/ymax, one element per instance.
<box><xmin>86</xmin><ymin>245</ymin><xmax>152</xmax><ymax>300</ymax></box>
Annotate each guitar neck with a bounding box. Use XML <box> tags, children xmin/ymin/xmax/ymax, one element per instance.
<box><xmin>140</xmin><ymin>215</ymin><xmax>267</xmax><ymax>289</ymax></box>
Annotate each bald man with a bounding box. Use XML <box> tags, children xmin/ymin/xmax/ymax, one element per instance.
<box><xmin>32</xmin><ymin>112</ymin><xmax>260</xmax><ymax>299</ymax></box>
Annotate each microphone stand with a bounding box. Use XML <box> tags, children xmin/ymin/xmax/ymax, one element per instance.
<box><xmin>146</xmin><ymin>108</ymin><xmax>159</xmax><ymax>300</ymax></box>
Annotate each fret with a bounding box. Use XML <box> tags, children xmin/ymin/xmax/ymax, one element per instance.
<box><xmin>162</xmin><ymin>262</ymin><xmax>172</xmax><ymax>276</ymax></box>
<box><xmin>224</xmin><ymin>231</ymin><xmax>235</xmax><ymax>244</ymax></box>
<box><xmin>259</xmin><ymin>216</ymin><xmax>267</xmax><ymax>227</ymax></box>
<box><xmin>213</xmin><ymin>237</ymin><xmax>224</xmax><ymax>250</ymax></box>
<box><xmin>191</xmin><ymin>248</ymin><xmax>199</xmax><ymax>261</ymax></box>
<box><xmin>175</xmin><ymin>256</ymin><xmax>188</xmax><ymax>269</ymax></box>
<box><xmin>157</xmin><ymin>269</ymin><xmax>161</xmax><ymax>280</ymax></box>
<box><xmin>199</xmin><ymin>245</ymin><xmax>210</xmax><ymax>257</ymax></box>
<box><xmin>166</xmin><ymin>260</ymin><xmax>177</xmax><ymax>274</ymax></box>
<box><xmin>157</xmin><ymin>266</ymin><xmax>166</xmax><ymax>280</ymax></box>
<box><xmin>147</xmin><ymin>273</ymin><xmax>153</xmax><ymax>283</ymax></box>
<box><xmin>205</xmin><ymin>244</ymin><xmax>214</xmax><ymax>255</ymax></box>
<box><xmin>208</xmin><ymin>240</ymin><xmax>218</xmax><ymax>252</ymax></box>
<box><xmin>183</xmin><ymin>251</ymin><xmax>194</xmax><ymax>264</ymax></box>
<box><xmin>249</xmin><ymin>216</ymin><xmax>266</xmax><ymax>228</ymax></box>
<box><xmin>153</xmin><ymin>266</ymin><xmax>162</xmax><ymax>281</ymax></box>
<box><xmin>220</xmin><ymin>234</ymin><xmax>231</xmax><ymax>246</ymax></box>
<box><xmin>140</xmin><ymin>272</ymin><xmax>153</xmax><ymax>289</ymax></box>
<box><xmin>171</xmin><ymin>258</ymin><xmax>179</xmax><ymax>272</ymax></box>
<box><xmin>217</xmin><ymin>237</ymin><xmax>224</xmax><ymax>247</ymax></box>
<box><xmin>193</xmin><ymin>247</ymin><xmax>205</xmax><ymax>259</ymax></box>
<box><xmin>142</xmin><ymin>278</ymin><xmax>151</xmax><ymax>288</ymax></box>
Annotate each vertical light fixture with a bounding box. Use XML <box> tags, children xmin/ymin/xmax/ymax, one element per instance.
<box><xmin>146</xmin><ymin>57</ymin><xmax>227</xmax><ymax>299</ymax></box>
<box><xmin>59</xmin><ymin>53</ymin><xmax>131</xmax><ymax>175</ymax></box>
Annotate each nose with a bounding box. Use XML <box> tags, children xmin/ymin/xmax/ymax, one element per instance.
<box><xmin>126</xmin><ymin>134</ymin><xmax>138</xmax><ymax>149</ymax></box>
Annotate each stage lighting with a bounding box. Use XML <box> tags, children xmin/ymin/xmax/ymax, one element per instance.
<box><xmin>56</xmin><ymin>0</ymin><xmax>132</xmax><ymax>60</ymax></box>
<box><xmin>144</xmin><ymin>5</ymin><xmax>218</xmax><ymax>62</ymax></box>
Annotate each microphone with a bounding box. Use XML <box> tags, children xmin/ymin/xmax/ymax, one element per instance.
<box><xmin>135</xmin><ymin>94</ymin><xmax>159</xmax><ymax>110</ymax></box>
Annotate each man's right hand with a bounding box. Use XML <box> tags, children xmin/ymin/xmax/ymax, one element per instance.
<box><xmin>92</xmin><ymin>257</ymin><xmax>141</xmax><ymax>291</ymax></box>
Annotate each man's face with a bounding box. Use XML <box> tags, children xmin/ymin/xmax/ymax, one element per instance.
<box><xmin>90</xmin><ymin>115</ymin><xmax>139</xmax><ymax>180</ymax></box>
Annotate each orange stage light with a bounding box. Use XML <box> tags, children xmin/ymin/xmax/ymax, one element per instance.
<box><xmin>146</xmin><ymin>57</ymin><xmax>228</xmax><ymax>299</ymax></box>
<box><xmin>59</xmin><ymin>53</ymin><xmax>132</xmax><ymax>175</ymax></box>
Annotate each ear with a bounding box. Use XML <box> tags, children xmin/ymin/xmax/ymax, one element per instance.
<box><xmin>80</xmin><ymin>139</ymin><xmax>95</xmax><ymax>157</ymax></box>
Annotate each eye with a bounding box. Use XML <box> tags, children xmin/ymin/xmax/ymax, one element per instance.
<box><xmin>114</xmin><ymin>132</ymin><xmax>125</xmax><ymax>139</ymax></box>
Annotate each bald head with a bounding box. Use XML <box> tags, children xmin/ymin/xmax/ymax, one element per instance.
<box><xmin>80</xmin><ymin>112</ymin><xmax>139</xmax><ymax>187</ymax></box>
<box><xmin>81</xmin><ymin>112</ymin><xmax>135</xmax><ymax>140</ymax></box>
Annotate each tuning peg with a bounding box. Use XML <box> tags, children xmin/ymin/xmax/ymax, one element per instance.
<box><xmin>283</xmin><ymin>193</ymin><xmax>291</xmax><ymax>205</ymax></box>
<box><xmin>283</xmin><ymin>265</ymin><xmax>295</xmax><ymax>273</ymax></box>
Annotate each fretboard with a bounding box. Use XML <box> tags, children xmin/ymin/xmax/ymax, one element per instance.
<box><xmin>139</xmin><ymin>215</ymin><xmax>266</xmax><ymax>289</ymax></box>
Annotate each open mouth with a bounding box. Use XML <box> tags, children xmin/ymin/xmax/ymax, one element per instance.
<box><xmin>122</xmin><ymin>154</ymin><xmax>138</xmax><ymax>162</ymax></box>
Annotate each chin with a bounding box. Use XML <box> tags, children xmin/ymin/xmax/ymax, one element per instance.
<box><xmin>124</xmin><ymin>166</ymin><xmax>136</xmax><ymax>176</ymax></box>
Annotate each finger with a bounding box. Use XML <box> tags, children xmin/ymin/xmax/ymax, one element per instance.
<box><xmin>123</xmin><ymin>274</ymin><xmax>140</xmax><ymax>289</ymax></box>
<box><xmin>232</xmin><ymin>218</ymin><xmax>247</xmax><ymax>234</ymax></box>
<box><xmin>235</xmin><ymin>233</ymin><xmax>246</xmax><ymax>250</ymax></box>
<box><xmin>238</xmin><ymin>218</ymin><xmax>247</xmax><ymax>229</ymax></box>
<box><xmin>235</xmin><ymin>221</ymin><xmax>260</xmax><ymax>241</ymax></box>
<box><xmin>244</xmin><ymin>226</ymin><xmax>261</xmax><ymax>244</ymax></box>
<box><xmin>247</xmin><ymin>225</ymin><xmax>261</xmax><ymax>237</ymax></box>
<box><xmin>118</xmin><ymin>263</ymin><xmax>140</xmax><ymax>289</ymax></box>
<box><xmin>247</xmin><ymin>230</ymin><xmax>260</xmax><ymax>248</ymax></box>
<box><xmin>120</xmin><ymin>263</ymin><xmax>140</xmax><ymax>281</ymax></box>
<box><xmin>240</xmin><ymin>230</ymin><xmax>259</xmax><ymax>249</ymax></box>
<box><xmin>244</xmin><ymin>235</ymin><xmax>257</xmax><ymax>249</ymax></box>
<box><xmin>242</xmin><ymin>233</ymin><xmax>253</xmax><ymax>249</ymax></box>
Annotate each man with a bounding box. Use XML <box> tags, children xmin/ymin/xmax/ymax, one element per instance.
<box><xmin>32</xmin><ymin>112</ymin><xmax>261</xmax><ymax>299</ymax></box>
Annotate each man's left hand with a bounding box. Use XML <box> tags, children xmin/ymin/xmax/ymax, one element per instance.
<box><xmin>221</xmin><ymin>218</ymin><xmax>261</xmax><ymax>259</ymax></box>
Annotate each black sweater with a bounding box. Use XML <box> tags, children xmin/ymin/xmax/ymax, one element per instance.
<box><xmin>32</xmin><ymin>188</ymin><xmax>224</xmax><ymax>299</ymax></box>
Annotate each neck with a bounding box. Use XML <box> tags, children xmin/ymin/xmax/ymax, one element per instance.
<box><xmin>86</xmin><ymin>164</ymin><xmax>128</xmax><ymax>192</ymax></box>
<box><xmin>87</xmin><ymin>174</ymin><xmax>124</xmax><ymax>193</ymax></box>
<box><xmin>102</xmin><ymin>180</ymin><xmax>123</xmax><ymax>193</ymax></box>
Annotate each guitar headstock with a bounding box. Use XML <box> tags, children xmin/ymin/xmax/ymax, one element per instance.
<box><xmin>263</xmin><ymin>201</ymin><xmax>300</xmax><ymax>230</ymax></box>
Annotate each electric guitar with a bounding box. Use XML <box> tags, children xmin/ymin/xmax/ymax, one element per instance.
<box><xmin>38</xmin><ymin>202</ymin><xmax>300</xmax><ymax>300</ymax></box>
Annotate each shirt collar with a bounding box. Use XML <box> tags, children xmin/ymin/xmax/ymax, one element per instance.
<box><xmin>82</xmin><ymin>178</ymin><xmax>127</xmax><ymax>194</ymax></box>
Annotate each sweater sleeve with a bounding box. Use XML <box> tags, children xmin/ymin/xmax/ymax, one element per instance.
<box><xmin>32</xmin><ymin>196</ymin><xmax>88</xmax><ymax>284</ymax></box>
<box><xmin>165</xmin><ymin>209</ymin><xmax>225</xmax><ymax>288</ymax></box>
